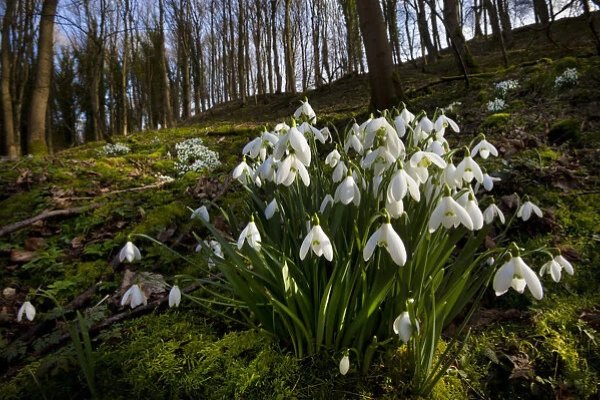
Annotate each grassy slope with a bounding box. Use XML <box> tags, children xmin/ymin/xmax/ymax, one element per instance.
<box><xmin>1</xmin><ymin>14</ymin><xmax>599</xmax><ymax>399</ymax></box>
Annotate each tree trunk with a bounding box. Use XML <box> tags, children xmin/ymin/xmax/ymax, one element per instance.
<box><xmin>121</xmin><ymin>0</ymin><xmax>130</xmax><ymax>136</ymax></box>
<box><xmin>27</xmin><ymin>0</ymin><xmax>58</xmax><ymax>155</ymax></box>
<box><xmin>311</xmin><ymin>0</ymin><xmax>323</xmax><ymax>88</ymax></box>
<box><xmin>1</xmin><ymin>0</ymin><xmax>18</xmax><ymax>158</ymax></box>
<box><xmin>418</xmin><ymin>0</ymin><xmax>438</xmax><ymax>63</ymax></box>
<box><xmin>532</xmin><ymin>0</ymin><xmax>550</xmax><ymax>26</ymax></box>
<box><xmin>474</xmin><ymin>0</ymin><xmax>483</xmax><ymax>37</ymax></box>
<box><xmin>443</xmin><ymin>0</ymin><xmax>478</xmax><ymax>75</ymax></box>
<box><xmin>271</xmin><ymin>0</ymin><xmax>283</xmax><ymax>93</ymax></box>
<box><xmin>483</xmin><ymin>0</ymin><xmax>509</xmax><ymax>65</ymax></box>
<box><xmin>496</xmin><ymin>0</ymin><xmax>513</xmax><ymax>46</ymax></box>
<box><xmin>238</xmin><ymin>0</ymin><xmax>247</xmax><ymax>102</ymax></box>
<box><xmin>356</xmin><ymin>0</ymin><xmax>401</xmax><ymax>110</ymax></box>
<box><xmin>581</xmin><ymin>0</ymin><xmax>600</xmax><ymax>55</ymax></box>
<box><xmin>158</xmin><ymin>0</ymin><xmax>174</xmax><ymax>128</ymax></box>
<box><xmin>283</xmin><ymin>0</ymin><xmax>296</xmax><ymax>93</ymax></box>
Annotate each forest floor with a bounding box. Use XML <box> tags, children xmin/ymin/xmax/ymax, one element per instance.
<box><xmin>1</xmin><ymin>14</ymin><xmax>600</xmax><ymax>399</ymax></box>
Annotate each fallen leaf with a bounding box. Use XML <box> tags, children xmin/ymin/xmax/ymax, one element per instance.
<box><xmin>10</xmin><ymin>249</ymin><xmax>36</xmax><ymax>263</ymax></box>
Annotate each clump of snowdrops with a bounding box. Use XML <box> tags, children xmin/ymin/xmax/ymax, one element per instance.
<box><xmin>487</xmin><ymin>97</ymin><xmax>507</xmax><ymax>112</ymax></box>
<box><xmin>174</xmin><ymin>137</ymin><xmax>221</xmax><ymax>175</ymax></box>
<box><xmin>495</xmin><ymin>79</ymin><xmax>519</xmax><ymax>95</ymax></box>
<box><xmin>100</xmin><ymin>142</ymin><xmax>130</xmax><ymax>156</ymax></box>
<box><xmin>554</xmin><ymin>67</ymin><xmax>578</xmax><ymax>88</ymax></box>
<box><xmin>81</xmin><ymin>100</ymin><xmax>573</xmax><ymax>396</ymax></box>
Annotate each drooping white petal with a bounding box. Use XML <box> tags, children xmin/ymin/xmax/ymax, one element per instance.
<box><xmin>363</xmin><ymin>228</ymin><xmax>380</xmax><ymax>262</ymax></box>
<box><xmin>555</xmin><ymin>255</ymin><xmax>574</xmax><ymax>276</ymax></box>
<box><xmin>320</xmin><ymin>194</ymin><xmax>334</xmax><ymax>213</ymax></box>
<box><xmin>191</xmin><ymin>205</ymin><xmax>210</xmax><ymax>222</ymax></box>
<box><xmin>265</xmin><ymin>199</ymin><xmax>279</xmax><ymax>219</ymax></box>
<box><xmin>325</xmin><ymin>149</ymin><xmax>341</xmax><ymax>167</ymax></box>
<box><xmin>339</xmin><ymin>355</ymin><xmax>350</xmax><ymax>375</ymax></box>
<box><xmin>393</xmin><ymin>311</ymin><xmax>414</xmax><ymax>343</ymax></box>
<box><xmin>382</xmin><ymin>224</ymin><xmax>407</xmax><ymax>266</ymax></box>
<box><xmin>238</xmin><ymin>221</ymin><xmax>261</xmax><ymax>250</ymax></box>
<box><xmin>119</xmin><ymin>241</ymin><xmax>141</xmax><ymax>263</ymax></box>
<box><xmin>493</xmin><ymin>259</ymin><xmax>515</xmax><ymax>296</ymax></box>
<box><xmin>299</xmin><ymin>229</ymin><xmax>313</xmax><ymax>260</ymax></box>
<box><xmin>17</xmin><ymin>301</ymin><xmax>36</xmax><ymax>322</ymax></box>
<box><xmin>483</xmin><ymin>204</ymin><xmax>505</xmax><ymax>224</ymax></box>
<box><xmin>515</xmin><ymin>257</ymin><xmax>543</xmax><ymax>300</ymax></box>
<box><xmin>466</xmin><ymin>200</ymin><xmax>484</xmax><ymax>230</ymax></box>
<box><xmin>169</xmin><ymin>285</ymin><xmax>181</xmax><ymax>308</ymax></box>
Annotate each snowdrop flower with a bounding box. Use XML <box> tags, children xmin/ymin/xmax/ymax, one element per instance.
<box><xmin>190</xmin><ymin>205</ymin><xmax>209</xmax><ymax>222</ymax></box>
<box><xmin>273</xmin><ymin>125</ymin><xmax>311</xmax><ymax>166</ymax></box>
<box><xmin>387</xmin><ymin>166</ymin><xmax>421</xmax><ymax>203</ymax></box>
<box><xmin>409</xmin><ymin>151</ymin><xmax>447</xmax><ymax>183</ymax></box>
<box><xmin>121</xmin><ymin>284</ymin><xmax>147</xmax><ymax>309</ymax></box>
<box><xmin>17</xmin><ymin>301</ymin><xmax>36</xmax><ymax>322</ymax></box>
<box><xmin>426</xmin><ymin>139</ymin><xmax>447</xmax><ymax>156</ymax></box>
<box><xmin>362</xmin><ymin>147</ymin><xmax>396</xmax><ymax>175</ymax></box>
<box><xmin>483</xmin><ymin>203</ymin><xmax>505</xmax><ymax>224</ymax></box>
<box><xmin>363</xmin><ymin>221</ymin><xmax>407</xmax><ymax>266</ymax></box>
<box><xmin>456</xmin><ymin>154</ymin><xmax>484</xmax><ymax>184</ymax></box>
<box><xmin>442</xmin><ymin>163</ymin><xmax>461</xmax><ymax>189</ymax></box>
<box><xmin>265</xmin><ymin>199</ymin><xmax>279</xmax><ymax>219</ymax></box>
<box><xmin>257</xmin><ymin>156</ymin><xmax>277</xmax><ymax>182</ymax></box>
<box><xmin>300</xmin><ymin>222</ymin><xmax>333</xmax><ymax>261</ymax></box>
<box><xmin>471</xmin><ymin>138</ymin><xmax>498</xmax><ymax>159</ymax></box>
<box><xmin>298</xmin><ymin>121</ymin><xmax>327</xmax><ymax>143</ymax></box>
<box><xmin>237</xmin><ymin>218</ymin><xmax>261</xmax><ymax>251</ymax></box>
<box><xmin>399</xmin><ymin>106</ymin><xmax>415</xmax><ymax>125</ymax></box>
<box><xmin>429</xmin><ymin>195</ymin><xmax>474</xmax><ymax>232</ymax></box>
<box><xmin>196</xmin><ymin>239</ymin><xmax>224</xmax><ymax>268</ymax></box>
<box><xmin>334</xmin><ymin>175</ymin><xmax>361</xmax><ymax>206</ymax></box>
<box><xmin>344</xmin><ymin>124</ymin><xmax>364</xmax><ymax>154</ymax></box>
<box><xmin>394</xmin><ymin>115</ymin><xmax>408</xmax><ymax>137</ymax></box>
<box><xmin>168</xmin><ymin>285</ymin><xmax>181</xmax><ymax>308</ymax></box>
<box><xmin>417</xmin><ymin>115</ymin><xmax>433</xmax><ymax>134</ymax></box>
<box><xmin>517</xmin><ymin>201</ymin><xmax>543</xmax><ymax>221</ymax></box>
<box><xmin>393</xmin><ymin>311</ymin><xmax>418</xmax><ymax>343</ymax></box>
<box><xmin>119</xmin><ymin>241</ymin><xmax>141</xmax><ymax>263</ymax></box>
<box><xmin>320</xmin><ymin>194</ymin><xmax>334</xmax><ymax>213</ymax></box>
<box><xmin>465</xmin><ymin>193</ymin><xmax>484</xmax><ymax>230</ymax></box>
<box><xmin>364</xmin><ymin>117</ymin><xmax>404</xmax><ymax>158</ymax></box>
<box><xmin>332</xmin><ymin>160</ymin><xmax>348</xmax><ymax>183</ymax></box>
<box><xmin>481</xmin><ymin>173</ymin><xmax>501</xmax><ymax>192</ymax></box>
<box><xmin>293</xmin><ymin>99</ymin><xmax>316</xmax><ymax>123</ymax></box>
<box><xmin>276</xmin><ymin>154</ymin><xmax>310</xmax><ymax>187</ymax></box>
<box><xmin>434</xmin><ymin>114</ymin><xmax>459</xmax><ymax>136</ymax></box>
<box><xmin>385</xmin><ymin>193</ymin><xmax>404</xmax><ymax>219</ymax></box>
<box><xmin>325</xmin><ymin>149</ymin><xmax>341</xmax><ymax>167</ymax></box>
<box><xmin>339</xmin><ymin>353</ymin><xmax>350</xmax><ymax>375</ymax></box>
<box><xmin>232</xmin><ymin>157</ymin><xmax>254</xmax><ymax>184</ymax></box>
<box><xmin>274</xmin><ymin>122</ymin><xmax>290</xmax><ymax>133</ymax></box>
<box><xmin>540</xmin><ymin>255</ymin><xmax>574</xmax><ymax>282</ymax></box>
<box><xmin>243</xmin><ymin>131</ymin><xmax>278</xmax><ymax>161</ymax></box>
<box><xmin>493</xmin><ymin>256</ymin><xmax>543</xmax><ymax>300</ymax></box>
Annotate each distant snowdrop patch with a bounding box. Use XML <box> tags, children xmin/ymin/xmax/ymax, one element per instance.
<box><xmin>555</xmin><ymin>68</ymin><xmax>578</xmax><ymax>88</ymax></box>
<box><xmin>495</xmin><ymin>79</ymin><xmax>519</xmax><ymax>95</ymax></box>
<box><xmin>174</xmin><ymin>137</ymin><xmax>220</xmax><ymax>175</ymax></box>
<box><xmin>100</xmin><ymin>142</ymin><xmax>130</xmax><ymax>156</ymax></box>
<box><xmin>487</xmin><ymin>98</ymin><xmax>507</xmax><ymax>112</ymax></box>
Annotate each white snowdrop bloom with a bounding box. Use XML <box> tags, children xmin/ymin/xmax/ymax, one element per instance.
<box><xmin>320</xmin><ymin>127</ymin><xmax>331</xmax><ymax>142</ymax></box>
<box><xmin>121</xmin><ymin>284</ymin><xmax>147</xmax><ymax>309</ymax></box>
<box><xmin>190</xmin><ymin>205</ymin><xmax>209</xmax><ymax>222</ymax></box>
<box><xmin>273</xmin><ymin>126</ymin><xmax>311</xmax><ymax>166</ymax></box>
<box><xmin>455</xmin><ymin>155</ymin><xmax>484</xmax><ymax>184</ymax></box>
<box><xmin>387</xmin><ymin>167</ymin><xmax>420</xmax><ymax>203</ymax></box>
<box><xmin>409</xmin><ymin>151</ymin><xmax>447</xmax><ymax>183</ymax></box>
<box><xmin>274</xmin><ymin>122</ymin><xmax>290</xmax><ymax>133</ymax></box>
<box><xmin>119</xmin><ymin>241</ymin><xmax>142</xmax><ymax>263</ymax></box>
<box><xmin>362</xmin><ymin>147</ymin><xmax>396</xmax><ymax>175</ymax></box>
<box><xmin>471</xmin><ymin>139</ymin><xmax>498</xmax><ymax>159</ymax></box>
<box><xmin>298</xmin><ymin>121</ymin><xmax>327</xmax><ymax>143</ymax></box>
<box><xmin>364</xmin><ymin>117</ymin><xmax>404</xmax><ymax>159</ymax></box>
<box><xmin>394</xmin><ymin>115</ymin><xmax>408</xmax><ymax>137</ymax></box>
<box><xmin>334</xmin><ymin>175</ymin><xmax>361</xmax><ymax>206</ymax></box>
<box><xmin>232</xmin><ymin>158</ymin><xmax>254</xmax><ymax>184</ymax></box>
<box><xmin>265</xmin><ymin>199</ymin><xmax>279</xmax><ymax>219</ymax></box>
<box><xmin>242</xmin><ymin>131</ymin><xmax>278</xmax><ymax>160</ymax></box>
<box><xmin>237</xmin><ymin>220</ymin><xmax>261</xmax><ymax>251</ymax></box>
<box><xmin>363</xmin><ymin>222</ymin><xmax>407</xmax><ymax>266</ymax></box>
<box><xmin>344</xmin><ymin>124</ymin><xmax>364</xmax><ymax>154</ymax></box>
<box><xmin>426</xmin><ymin>139</ymin><xmax>447</xmax><ymax>156</ymax></box>
<box><xmin>429</xmin><ymin>196</ymin><xmax>474</xmax><ymax>232</ymax></box>
<box><xmin>17</xmin><ymin>301</ymin><xmax>36</xmax><ymax>322</ymax></box>
<box><xmin>168</xmin><ymin>285</ymin><xmax>181</xmax><ymax>308</ymax></box>
<box><xmin>325</xmin><ymin>149</ymin><xmax>341</xmax><ymax>167</ymax></box>
<box><xmin>393</xmin><ymin>311</ymin><xmax>418</xmax><ymax>343</ymax></box>
<box><xmin>293</xmin><ymin>99</ymin><xmax>317</xmax><ymax>123</ymax></box>
<box><xmin>276</xmin><ymin>154</ymin><xmax>310</xmax><ymax>187</ymax></box>
<box><xmin>197</xmin><ymin>239</ymin><xmax>224</xmax><ymax>268</ymax></box>
<box><xmin>442</xmin><ymin>163</ymin><xmax>461</xmax><ymax>189</ymax></box>
<box><xmin>539</xmin><ymin>259</ymin><xmax>562</xmax><ymax>282</ymax></box>
<box><xmin>483</xmin><ymin>203</ymin><xmax>506</xmax><ymax>224</ymax></box>
<box><xmin>517</xmin><ymin>201</ymin><xmax>543</xmax><ymax>221</ymax></box>
<box><xmin>257</xmin><ymin>156</ymin><xmax>277</xmax><ymax>182</ymax></box>
<box><xmin>434</xmin><ymin>114</ymin><xmax>460</xmax><ymax>135</ymax></box>
<box><xmin>493</xmin><ymin>256</ymin><xmax>543</xmax><ymax>300</ymax></box>
<box><xmin>332</xmin><ymin>160</ymin><xmax>348</xmax><ymax>183</ymax></box>
<box><xmin>373</xmin><ymin>175</ymin><xmax>384</xmax><ymax>198</ymax></box>
<box><xmin>481</xmin><ymin>173</ymin><xmax>501</xmax><ymax>192</ymax></box>
<box><xmin>385</xmin><ymin>193</ymin><xmax>404</xmax><ymax>219</ymax></box>
<box><xmin>300</xmin><ymin>223</ymin><xmax>333</xmax><ymax>261</ymax></box>
<box><xmin>400</xmin><ymin>107</ymin><xmax>416</xmax><ymax>124</ymax></box>
<box><xmin>487</xmin><ymin>257</ymin><xmax>495</xmax><ymax>266</ymax></box>
<box><xmin>555</xmin><ymin>255</ymin><xmax>574</xmax><ymax>276</ymax></box>
<box><xmin>319</xmin><ymin>194</ymin><xmax>334</xmax><ymax>213</ymax></box>
<box><xmin>465</xmin><ymin>195</ymin><xmax>484</xmax><ymax>230</ymax></box>
<box><xmin>417</xmin><ymin>115</ymin><xmax>434</xmax><ymax>134</ymax></box>
<box><xmin>339</xmin><ymin>354</ymin><xmax>350</xmax><ymax>375</ymax></box>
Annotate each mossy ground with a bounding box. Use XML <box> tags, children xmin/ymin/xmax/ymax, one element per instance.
<box><xmin>1</xmin><ymin>16</ymin><xmax>600</xmax><ymax>399</ymax></box>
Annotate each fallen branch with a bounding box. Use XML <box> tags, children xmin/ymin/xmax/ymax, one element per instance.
<box><xmin>63</xmin><ymin>181</ymin><xmax>169</xmax><ymax>201</ymax></box>
<box><xmin>0</xmin><ymin>204</ymin><xmax>102</xmax><ymax>237</ymax></box>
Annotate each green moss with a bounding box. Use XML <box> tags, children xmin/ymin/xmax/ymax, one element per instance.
<box><xmin>0</xmin><ymin>189</ymin><xmax>47</xmax><ymax>225</ymax></box>
<box><xmin>553</xmin><ymin>56</ymin><xmax>579</xmax><ymax>73</ymax></box>
<box><xmin>482</xmin><ymin>113</ymin><xmax>511</xmax><ymax>129</ymax></box>
<box><xmin>131</xmin><ymin>201</ymin><xmax>188</xmax><ymax>235</ymax></box>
